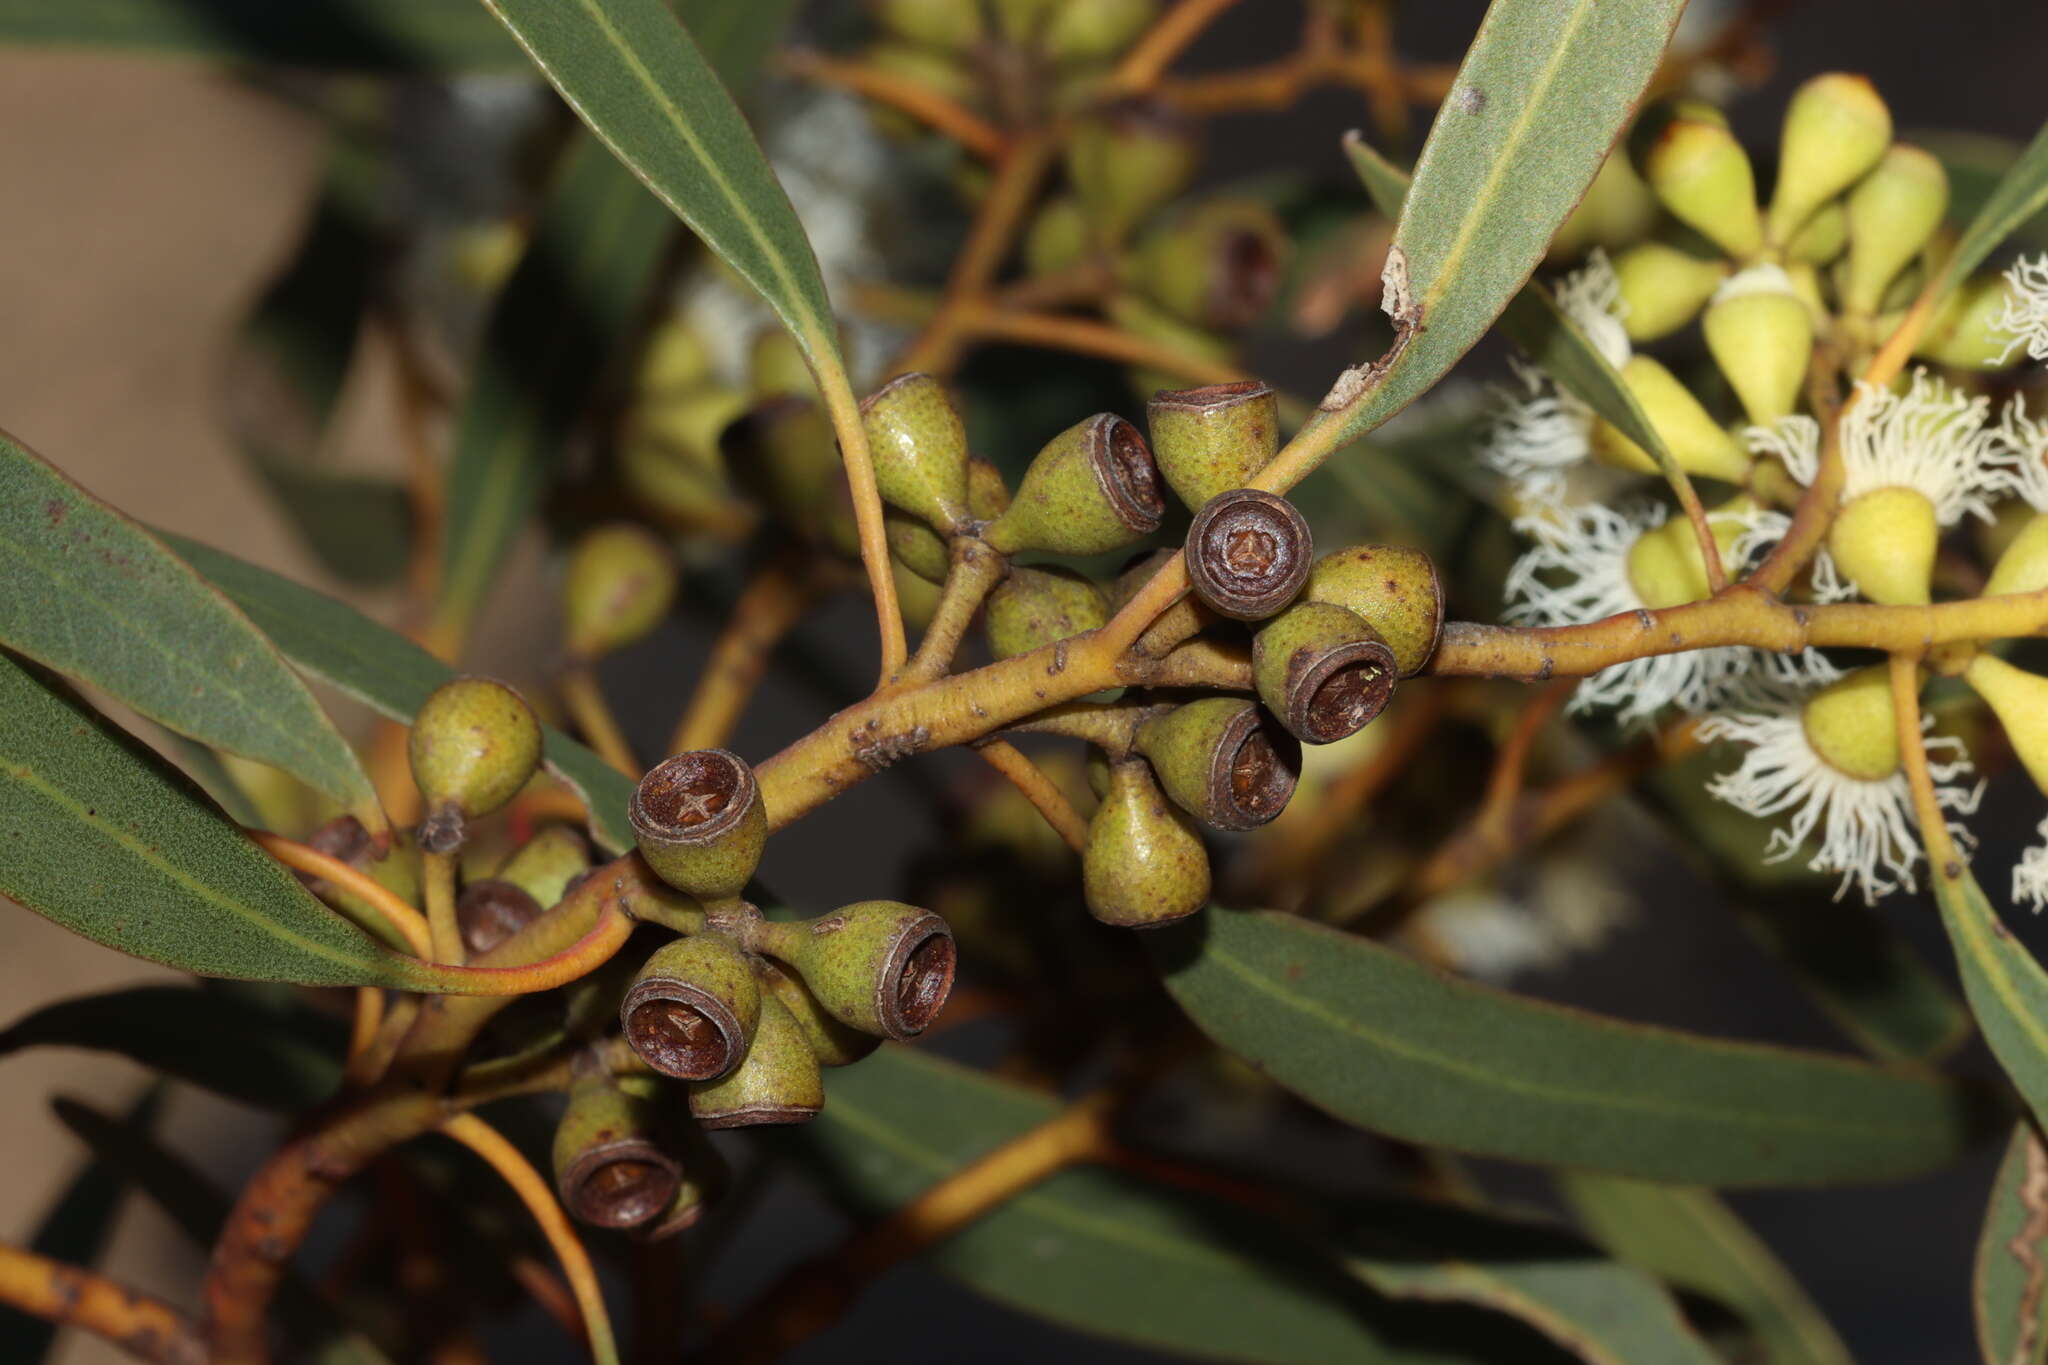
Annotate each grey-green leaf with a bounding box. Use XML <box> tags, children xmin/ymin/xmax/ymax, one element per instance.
<box><xmin>1316</xmin><ymin>0</ymin><xmax>1686</xmax><ymax>448</ymax></box>
<box><xmin>1934</xmin><ymin>859</ymin><xmax>2048</xmax><ymax>1135</ymax></box>
<box><xmin>1149</xmin><ymin>908</ymin><xmax>1989</xmax><ymax>1186</ymax></box>
<box><xmin>161</xmin><ymin>532</ymin><xmax>635</xmax><ymax>854</ymax></box>
<box><xmin>1975</xmin><ymin>1122</ymin><xmax>2048</xmax><ymax>1365</ymax></box>
<box><xmin>1928</xmin><ymin>118</ymin><xmax>2048</xmax><ymax>306</ymax></box>
<box><xmin>0</xmin><ymin>0</ymin><xmax>524</xmax><ymax>70</ymax></box>
<box><xmin>0</xmin><ymin>432</ymin><xmax>379</xmax><ymax>821</ymax></box>
<box><xmin>0</xmin><ymin>651</ymin><xmax>424</xmax><ymax>987</ymax></box>
<box><xmin>1560</xmin><ymin>1172</ymin><xmax>1852</xmax><ymax>1365</ymax></box>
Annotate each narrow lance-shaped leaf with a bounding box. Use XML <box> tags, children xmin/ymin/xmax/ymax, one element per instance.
<box><xmin>1149</xmin><ymin>909</ymin><xmax>1989</xmax><ymax>1187</ymax></box>
<box><xmin>161</xmin><ymin>532</ymin><xmax>635</xmax><ymax>854</ymax></box>
<box><xmin>1312</xmin><ymin>0</ymin><xmax>1686</xmax><ymax>450</ymax></box>
<box><xmin>1560</xmin><ymin>1171</ymin><xmax>1853</xmax><ymax>1365</ymax></box>
<box><xmin>1925</xmin><ymin>117</ymin><xmax>2048</xmax><ymax>305</ymax></box>
<box><xmin>0</xmin><ymin>432</ymin><xmax>381</xmax><ymax>825</ymax></box>
<box><xmin>1975</xmin><ymin>1121</ymin><xmax>2048</xmax><ymax>1365</ymax></box>
<box><xmin>0</xmin><ymin>0</ymin><xmax>525</xmax><ymax>70</ymax></box>
<box><xmin>1932</xmin><ymin>857</ymin><xmax>2048</xmax><ymax>1136</ymax></box>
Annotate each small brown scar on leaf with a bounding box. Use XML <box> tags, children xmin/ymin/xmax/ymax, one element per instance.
<box><xmin>1454</xmin><ymin>86</ymin><xmax>1485</xmax><ymax>114</ymax></box>
<box><xmin>1321</xmin><ymin>246</ymin><xmax>1421</xmax><ymax>412</ymax></box>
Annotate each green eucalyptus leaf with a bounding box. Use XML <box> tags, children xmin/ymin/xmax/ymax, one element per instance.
<box><xmin>1974</xmin><ymin>1121</ymin><xmax>2048</xmax><ymax>1365</ymax></box>
<box><xmin>0</xmin><ymin>986</ymin><xmax>344</xmax><ymax>1111</ymax></box>
<box><xmin>0</xmin><ymin>0</ymin><xmax>523</xmax><ymax>70</ymax></box>
<box><xmin>161</xmin><ymin>532</ymin><xmax>634</xmax><ymax>854</ymax></box>
<box><xmin>1149</xmin><ymin>909</ymin><xmax>1990</xmax><ymax>1186</ymax></box>
<box><xmin>1933</xmin><ymin>859</ymin><xmax>2048</xmax><ymax>1134</ymax></box>
<box><xmin>1927</xmin><ymin>132</ymin><xmax>2048</xmax><ymax>253</ymax></box>
<box><xmin>0</xmin><ymin>431</ymin><xmax>380</xmax><ymax>822</ymax></box>
<box><xmin>788</xmin><ymin>1046</ymin><xmax>1566</xmax><ymax>1364</ymax></box>
<box><xmin>1560</xmin><ymin>1172</ymin><xmax>1852</xmax><ymax>1365</ymax></box>
<box><xmin>1926</xmin><ymin>118</ymin><xmax>2048</xmax><ymax>306</ymax></box>
<box><xmin>1314</xmin><ymin>0</ymin><xmax>1686</xmax><ymax>448</ymax></box>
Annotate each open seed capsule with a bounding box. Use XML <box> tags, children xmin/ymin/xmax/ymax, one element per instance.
<box><xmin>1135</xmin><ymin>697</ymin><xmax>1300</xmax><ymax>831</ymax></box>
<box><xmin>984</xmin><ymin>413</ymin><xmax>1165</xmax><ymax>556</ymax></box>
<box><xmin>621</xmin><ymin>933</ymin><xmax>763</xmax><ymax>1081</ymax></box>
<box><xmin>1300</xmin><ymin>544</ymin><xmax>1443</xmax><ymax>677</ymax></box>
<box><xmin>1146</xmin><ymin>381</ymin><xmax>1279</xmax><ymax>510</ymax></box>
<box><xmin>629</xmin><ymin>750</ymin><xmax>767</xmax><ymax>900</ymax></box>
<box><xmin>687</xmin><ymin>990</ymin><xmax>824</xmax><ymax>1129</ymax></box>
<box><xmin>553</xmin><ymin>1073</ymin><xmax>681</xmax><ymax>1230</ymax></box>
<box><xmin>1252</xmin><ymin>601</ymin><xmax>1397</xmax><ymax>744</ymax></box>
<box><xmin>1184</xmin><ymin>489</ymin><xmax>1312</xmax><ymax>621</ymax></box>
<box><xmin>752</xmin><ymin>901</ymin><xmax>957</xmax><ymax>1040</ymax></box>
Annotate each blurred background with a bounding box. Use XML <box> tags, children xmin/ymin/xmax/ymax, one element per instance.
<box><xmin>5</xmin><ymin>0</ymin><xmax>2048</xmax><ymax>1360</ymax></box>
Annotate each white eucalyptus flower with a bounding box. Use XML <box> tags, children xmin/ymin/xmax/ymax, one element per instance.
<box><xmin>1995</xmin><ymin>253</ymin><xmax>2048</xmax><ymax>364</ymax></box>
<box><xmin>2016</xmin><ymin>818</ymin><xmax>2048</xmax><ymax>913</ymax></box>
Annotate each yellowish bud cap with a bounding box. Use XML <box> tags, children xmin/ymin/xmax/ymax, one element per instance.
<box><xmin>1802</xmin><ymin>665</ymin><xmax>1900</xmax><ymax>782</ymax></box>
<box><xmin>1612</xmin><ymin>242</ymin><xmax>1728</xmax><ymax>341</ymax></box>
<box><xmin>1624</xmin><ymin>518</ymin><xmax>1713</xmax><ymax>610</ymax></box>
<box><xmin>1966</xmin><ymin>654</ymin><xmax>2048</xmax><ymax>793</ymax></box>
<box><xmin>1766</xmin><ymin>74</ymin><xmax>1892</xmax><ymax>246</ymax></box>
<box><xmin>1828</xmin><ymin>486</ymin><xmax>1937</xmax><ymax>605</ymax></box>
<box><xmin>1642</xmin><ymin>120</ymin><xmax>1762</xmax><ymax>259</ymax></box>
<box><xmin>1702</xmin><ymin>268</ymin><xmax>1814</xmax><ymax>424</ymax></box>
<box><xmin>1785</xmin><ymin>202</ymin><xmax>1848</xmax><ymax>265</ymax></box>
<box><xmin>1988</xmin><ymin>513</ymin><xmax>2048</xmax><ymax>597</ymax></box>
<box><xmin>1842</xmin><ymin>145</ymin><xmax>1948</xmax><ymax>315</ymax></box>
<box><xmin>1914</xmin><ymin>274</ymin><xmax>2025</xmax><ymax>371</ymax></box>
<box><xmin>1588</xmin><ymin>355</ymin><xmax>1752</xmax><ymax>482</ymax></box>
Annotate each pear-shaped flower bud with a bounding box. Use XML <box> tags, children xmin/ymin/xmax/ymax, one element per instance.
<box><xmin>885</xmin><ymin>506</ymin><xmax>950</xmax><ymax>582</ymax></box>
<box><xmin>984</xmin><ymin>413</ymin><xmax>1165</xmax><ymax>556</ymax></box>
<box><xmin>1914</xmin><ymin>274</ymin><xmax>2024</xmax><ymax>371</ymax></box>
<box><xmin>1147</xmin><ymin>380</ymin><xmax>1279</xmax><ymax>510</ymax></box>
<box><xmin>495</xmin><ymin>825</ymin><xmax>591</xmax><ymax>910</ymax></box>
<box><xmin>860</xmin><ymin>372</ymin><xmax>972</xmax><ymax>533</ymax></box>
<box><xmin>1065</xmin><ymin>100</ymin><xmax>1197</xmax><ymax>245</ymax></box>
<box><xmin>1025</xmin><ymin>196</ymin><xmax>1090</xmax><ymax>276</ymax></box>
<box><xmin>1136</xmin><ymin>697</ymin><xmax>1300</xmax><ymax>830</ymax></box>
<box><xmin>622</xmin><ymin>932</ymin><xmax>763</xmax><ymax>1081</ymax></box>
<box><xmin>561</xmin><ymin>523</ymin><xmax>678</xmax><ymax>662</ymax></box>
<box><xmin>1641</xmin><ymin>119</ymin><xmax>1762</xmax><ymax>259</ymax></box>
<box><xmin>1702</xmin><ymin>267</ymin><xmax>1814</xmax><ymax>425</ymax></box>
<box><xmin>870</xmin><ymin>0</ymin><xmax>982</xmax><ymax>52</ymax></box>
<box><xmin>630</xmin><ymin>750</ymin><xmax>768</xmax><ymax>900</ymax></box>
<box><xmin>686</xmin><ymin>990</ymin><xmax>823</xmax><ymax>1129</ymax></box>
<box><xmin>1548</xmin><ymin>152</ymin><xmax>1659</xmax><ymax>262</ymax></box>
<box><xmin>409</xmin><ymin>678</ymin><xmax>543</xmax><ymax>854</ymax></box>
<box><xmin>1044</xmin><ymin>0</ymin><xmax>1157</xmax><ymax>65</ymax></box>
<box><xmin>1786</xmin><ymin>202</ymin><xmax>1847</xmax><ymax>266</ymax></box>
<box><xmin>1130</xmin><ymin>199</ymin><xmax>1287</xmax><ymax>331</ymax></box>
<box><xmin>1802</xmin><ymin>665</ymin><xmax>1901</xmax><ymax>783</ymax></box>
<box><xmin>1621</xmin><ymin>500</ymin><xmax>1752</xmax><ymax>609</ymax></box>
<box><xmin>1966</xmin><ymin>655</ymin><xmax>2048</xmax><ymax>793</ymax></box>
<box><xmin>1184</xmin><ymin>489</ymin><xmax>1312</xmax><ymax>621</ymax></box>
<box><xmin>1989</xmin><ymin>514</ymin><xmax>2048</xmax><ymax>597</ymax></box>
<box><xmin>1587</xmin><ymin>355</ymin><xmax>1751</xmax><ymax>483</ymax></box>
<box><xmin>756</xmin><ymin>959</ymin><xmax>879</xmax><ymax>1067</ymax></box>
<box><xmin>1083</xmin><ymin>758</ymin><xmax>1209</xmax><ymax>928</ymax></box>
<box><xmin>984</xmin><ymin>565</ymin><xmax>1110</xmax><ymax>660</ymax></box>
<box><xmin>1842</xmin><ymin>145</ymin><xmax>1948</xmax><ymax>316</ymax></box>
<box><xmin>1829</xmin><ymin>486</ymin><xmax>1938</xmax><ymax>605</ymax></box>
<box><xmin>553</xmin><ymin>1071</ymin><xmax>681</xmax><ymax>1230</ymax></box>
<box><xmin>1766</xmin><ymin>73</ymin><xmax>1891</xmax><ymax>247</ymax></box>
<box><xmin>635</xmin><ymin>317</ymin><xmax>714</xmax><ymax>397</ymax></box>
<box><xmin>1612</xmin><ymin>242</ymin><xmax>1728</xmax><ymax>342</ymax></box>
<box><xmin>1252</xmin><ymin>601</ymin><xmax>1397</xmax><ymax>744</ymax></box>
<box><xmin>751</xmin><ymin>901</ymin><xmax>956</xmax><ymax>1040</ymax></box>
<box><xmin>1301</xmin><ymin>544</ymin><xmax>1444</xmax><ymax>677</ymax></box>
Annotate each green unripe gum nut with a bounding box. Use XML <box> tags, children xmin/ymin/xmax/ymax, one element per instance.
<box><xmin>1767</xmin><ymin>73</ymin><xmax>1891</xmax><ymax>246</ymax></box>
<box><xmin>1588</xmin><ymin>355</ymin><xmax>1752</xmax><ymax>483</ymax></box>
<box><xmin>757</xmin><ymin>959</ymin><xmax>879</xmax><ymax>1067</ymax></box>
<box><xmin>1642</xmin><ymin>118</ymin><xmax>1762</xmax><ymax>259</ymax></box>
<box><xmin>1989</xmin><ymin>514</ymin><xmax>2048</xmax><ymax>597</ymax></box>
<box><xmin>1548</xmin><ymin>152</ymin><xmax>1659</xmax><ymax>262</ymax></box>
<box><xmin>1147</xmin><ymin>380</ymin><xmax>1279</xmax><ymax>510</ymax></box>
<box><xmin>1612</xmin><ymin>242</ymin><xmax>1727</xmax><ymax>342</ymax></box>
<box><xmin>1843</xmin><ymin>144</ymin><xmax>1948</xmax><ymax>316</ymax></box>
<box><xmin>984</xmin><ymin>565</ymin><xmax>1110</xmax><ymax>660</ymax></box>
<box><xmin>494</xmin><ymin>824</ymin><xmax>591</xmax><ymax>911</ymax></box>
<box><xmin>761</xmin><ymin>901</ymin><xmax>956</xmax><ymax>1040</ymax></box>
<box><xmin>1301</xmin><ymin>544</ymin><xmax>1444</xmax><ymax>676</ymax></box>
<box><xmin>983</xmin><ymin>413</ymin><xmax>1165</xmax><ymax>556</ymax></box>
<box><xmin>1044</xmin><ymin>0</ymin><xmax>1156</xmax><ymax>65</ymax></box>
<box><xmin>409</xmin><ymin>677</ymin><xmax>544</xmax><ymax>854</ymax></box>
<box><xmin>1828</xmin><ymin>486</ymin><xmax>1937</xmax><ymax>605</ymax></box>
<box><xmin>1786</xmin><ymin>202</ymin><xmax>1848</xmax><ymax>266</ymax></box>
<box><xmin>1083</xmin><ymin>758</ymin><xmax>1209</xmax><ymax>928</ymax></box>
<box><xmin>1065</xmin><ymin>100</ymin><xmax>1197</xmax><ymax>246</ymax></box>
<box><xmin>621</xmin><ymin>931</ymin><xmax>764</xmax><ymax>1081</ymax></box>
<box><xmin>553</xmin><ymin>1073</ymin><xmax>681</xmax><ymax>1229</ymax></box>
<box><xmin>562</xmin><ymin>523</ymin><xmax>678</xmax><ymax>660</ymax></box>
<box><xmin>1801</xmin><ymin>665</ymin><xmax>1900</xmax><ymax>783</ymax></box>
<box><xmin>1702</xmin><ymin>267</ymin><xmax>1814</xmax><ymax>425</ymax></box>
<box><xmin>1025</xmin><ymin>196</ymin><xmax>1090</xmax><ymax>277</ymax></box>
<box><xmin>687</xmin><ymin>990</ymin><xmax>824</xmax><ymax>1129</ymax></box>
<box><xmin>1252</xmin><ymin>601</ymin><xmax>1397</xmax><ymax>745</ymax></box>
<box><xmin>629</xmin><ymin>749</ymin><xmax>768</xmax><ymax>900</ymax></box>
<box><xmin>1915</xmin><ymin>274</ymin><xmax>2025</xmax><ymax>371</ymax></box>
<box><xmin>860</xmin><ymin>372</ymin><xmax>972</xmax><ymax>533</ymax></box>
<box><xmin>1966</xmin><ymin>654</ymin><xmax>2048</xmax><ymax>794</ymax></box>
<box><xmin>1135</xmin><ymin>697</ymin><xmax>1300</xmax><ymax>831</ymax></box>
<box><xmin>1131</xmin><ymin>198</ymin><xmax>1287</xmax><ymax>331</ymax></box>
<box><xmin>636</xmin><ymin>317</ymin><xmax>714</xmax><ymax>397</ymax></box>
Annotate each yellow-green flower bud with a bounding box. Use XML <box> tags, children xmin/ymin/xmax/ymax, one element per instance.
<box><xmin>1083</xmin><ymin>758</ymin><xmax>1209</xmax><ymax>928</ymax></box>
<box><xmin>1966</xmin><ymin>654</ymin><xmax>2048</xmax><ymax>793</ymax></box>
<box><xmin>1252</xmin><ymin>601</ymin><xmax>1397</xmax><ymax>745</ymax></box>
<box><xmin>494</xmin><ymin>824</ymin><xmax>591</xmax><ymax>910</ymax></box>
<box><xmin>636</xmin><ymin>318</ymin><xmax>714</xmax><ymax>397</ymax></box>
<box><xmin>1024</xmin><ymin>196</ymin><xmax>1090</xmax><ymax>277</ymax></box>
<box><xmin>1548</xmin><ymin>151</ymin><xmax>1659</xmax><ymax>262</ymax></box>
<box><xmin>748</xmin><ymin>328</ymin><xmax>816</xmax><ymax>401</ymax></box>
<box><xmin>1135</xmin><ymin>697</ymin><xmax>1300</xmax><ymax>831</ymax></box>
<box><xmin>1185</xmin><ymin>488</ymin><xmax>1313</xmax><ymax>621</ymax></box>
<box><xmin>1801</xmin><ymin>665</ymin><xmax>1899</xmax><ymax>782</ymax></box>
<box><xmin>1829</xmin><ymin>486</ymin><xmax>1938</xmax><ymax>605</ymax></box>
<box><xmin>757</xmin><ymin>959</ymin><xmax>879</xmax><ymax>1067</ymax></box>
<box><xmin>1300</xmin><ymin>544</ymin><xmax>1443</xmax><ymax>677</ymax></box>
<box><xmin>885</xmin><ymin>506</ymin><xmax>950</xmax><ymax>582</ymax></box>
<box><xmin>860</xmin><ymin>372</ymin><xmax>972</xmax><ymax>533</ymax></box>
<box><xmin>1786</xmin><ymin>202</ymin><xmax>1847</xmax><ymax>266</ymax></box>
<box><xmin>1766</xmin><ymin>73</ymin><xmax>1892</xmax><ymax>247</ymax></box>
<box><xmin>553</xmin><ymin>1071</ymin><xmax>680</xmax><ymax>1229</ymax></box>
<box><xmin>870</xmin><ymin>0</ymin><xmax>982</xmax><ymax>52</ymax></box>
<box><xmin>1147</xmin><ymin>380</ymin><xmax>1279</xmax><ymax>510</ymax></box>
<box><xmin>1782</xmin><ymin>261</ymin><xmax>1830</xmax><ymax>327</ymax></box>
<box><xmin>1641</xmin><ymin>119</ymin><xmax>1762</xmax><ymax>259</ymax></box>
<box><xmin>630</xmin><ymin>749</ymin><xmax>767</xmax><ymax>900</ymax></box>
<box><xmin>687</xmin><ymin>990</ymin><xmax>823</xmax><ymax>1129</ymax></box>
<box><xmin>1914</xmin><ymin>274</ymin><xmax>2024</xmax><ymax>371</ymax></box>
<box><xmin>749</xmin><ymin>901</ymin><xmax>956</xmax><ymax>1040</ymax></box>
<box><xmin>1622</xmin><ymin>501</ymin><xmax>1750</xmax><ymax>609</ymax></box>
<box><xmin>1130</xmin><ymin>198</ymin><xmax>1287</xmax><ymax>331</ymax></box>
<box><xmin>1988</xmin><ymin>514</ymin><xmax>2048</xmax><ymax>597</ymax></box>
<box><xmin>984</xmin><ymin>413</ymin><xmax>1165</xmax><ymax>556</ymax></box>
<box><xmin>409</xmin><ymin>677</ymin><xmax>543</xmax><ymax>853</ymax></box>
<box><xmin>893</xmin><ymin>556</ymin><xmax>944</xmax><ymax>631</ymax></box>
<box><xmin>1587</xmin><ymin>355</ymin><xmax>1751</xmax><ymax>483</ymax></box>
<box><xmin>1044</xmin><ymin>0</ymin><xmax>1157</xmax><ymax>65</ymax></box>
<box><xmin>1065</xmin><ymin>101</ymin><xmax>1197</xmax><ymax>246</ymax></box>
<box><xmin>1612</xmin><ymin>242</ymin><xmax>1728</xmax><ymax>342</ymax></box>
<box><xmin>561</xmin><ymin>523</ymin><xmax>677</xmax><ymax>661</ymax></box>
<box><xmin>1702</xmin><ymin>267</ymin><xmax>1814</xmax><ymax>424</ymax></box>
<box><xmin>1842</xmin><ymin>144</ymin><xmax>1948</xmax><ymax>316</ymax></box>
<box><xmin>984</xmin><ymin>565</ymin><xmax>1109</xmax><ymax>660</ymax></box>
<box><xmin>622</xmin><ymin>931</ymin><xmax>763</xmax><ymax>1081</ymax></box>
